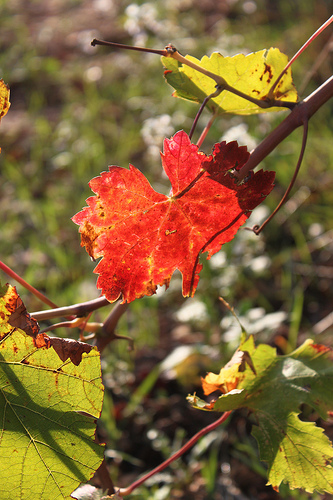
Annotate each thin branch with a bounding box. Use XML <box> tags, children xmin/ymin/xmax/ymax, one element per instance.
<box><xmin>189</xmin><ymin>88</ymin><xmax>221</xmax><ymax>140</ymax></box>
<box><xmin>92</xmin><ymin>39</ymin><xmax>297</xmax><ymax>111</ymax></box>
<box><xmin>235</xmin><ymin>75</ymin><xmax>333</xmax><ymax>182</ymax></box>
<box><xmin>96</xmin><ymin>301</ymin><xmax>130</xmax><ymax>353</ymax></box>
<box><xmin>299</xmin><ymin>32</ymin><xmax>333</xmax><ymax>95</ymax></box>
<box><xmin>31</xmin><ymin>296</ymin><xmax>110</xmax><ymax>321</ymax></box>
<box><xmin>91</xmin><ymin>38</ymin><xmax>167</xmax><ymax>56</ymax></box>
<box><xmin>118</xmin><ymin>410</ymin><xmax>232</xmax><ymax>496</ymax></box>
<box><xmin>39</xmin><ymin>319</ymin><xmax>103</xmax><ymax>335</ymax></box>
<box><xmin>250</xmin><ymin>119</ymin><xmax>308</xmax><ymax>234</ymax></box>
<box><xmin>196</xmin><ymin>111</ymin><xmax>218</xmax><ymax>149</ymax></box>
<box><xmin>268</xmin><ymin>15</ymin><xmax>333</xmax><ymax>99</ymax></box>
<box><xmin>0</xmin><ymin>261</ymin><xmax>58</xmax><ymax>309</ymax></box>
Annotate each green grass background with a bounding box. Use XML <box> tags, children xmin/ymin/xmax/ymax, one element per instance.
<box><xmin>0</xmin><ymin>1</ymin><xmax>332</xmax><ymax>498</ymax></box>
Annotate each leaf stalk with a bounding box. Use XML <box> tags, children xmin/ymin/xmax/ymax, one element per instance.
<box><xmin>118</xmin><ymin>410</ymin><xmax>232</xmax><ymax>496</ymax></box>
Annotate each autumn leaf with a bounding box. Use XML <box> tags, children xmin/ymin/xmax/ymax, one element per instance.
<box><xmin>201</xmin><ymin>348</ymin><xmax>256</xmax><ymax>395</ymax></box>
<box><xmin>0</xmin><ymin>283</ymin><xmax>93</xmax><ymax>366</ymax></box>
<box><xmin>0</xmin><ymin>282</ymin><xmax>39</xmax><ymax>338</ymax></box>
<box><xmin>162</xmin><ymin>48</ymin><xmax>298</xmax><ymax>114</ymax></box>
<box><xmin>0</xmin><ymin>282</ymin><xmax>104</xmax><ymax>500</ymax></box>
<box><xmin>35</xmin><ymin>333</ymin><xmax>94</xmax><ymax>366</ymax></box>
<box><xmin>188</xmin><ymin>336</ymin><xmax>333</xmax><ymax>494</ymax></box>
<box><xmin>73</xmin><ymin>131</ymin><xmax>275</xmax><ymax>303</ymax></box>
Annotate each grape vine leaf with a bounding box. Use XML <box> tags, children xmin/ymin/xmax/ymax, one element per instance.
<box><xmin>4</xmin><ymin>282</ymin><xmax>39</xmax><ymax>337</ymax></box>
<box><xmin>0</xmin><ymin>282</ymin><xmax>105</xmax><ymax>500</ymax></box>
<box><xmin>188</xmin><ymin>336</ymin><xmax>333</xmax><ymax>494</ymax></box>
<box><xmin>162</xmin><ymin>48</ymin><xmax>298</xmax><ymax>114</ymax></box>
<box><xmin>73</xmin><ymin>131</ymin><xmax>275</xmax><ymax>303</ymax></box>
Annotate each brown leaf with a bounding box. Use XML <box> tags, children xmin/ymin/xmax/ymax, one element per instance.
<box><xmin>6</xmin><ymin>289</ymin><xmax>39</xmax><ymax>338</ymax></box>
<box><xmin>47</xmin><ymin>336</ymin><xmax>93</xmax><ymax>366</ymax></box>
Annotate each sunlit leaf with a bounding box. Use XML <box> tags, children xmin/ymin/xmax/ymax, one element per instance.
<box><xmin>162</xmin><ymin>48</ymin><xmax>298</xmax><ymax>114</ymax></box>
<box><xmin>73</xmin><ymin>131</ymin><xmax>275</xmax><ymax>303</ymax></box>
<box><xmin>0</xmin><ymin>282</ymin><xmax>104</xmax><ymax>500</ymax></box>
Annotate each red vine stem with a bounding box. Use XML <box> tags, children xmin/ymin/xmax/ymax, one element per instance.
<box><xmin>196</xmin><ymin>111</ymin><xmax>218</xmax><ymax>149</ymax></box>
<box><xmin>118</xmin><ymin>410</ymin><xmax>232</xmax><ymax>496</ymax></box>
<box><xmin>0</xmin><ymin>260</ymin><xmax>59</xmax><ymax>309</ymax></box>
<box><xmin>236</xmin><ymin>75</ymin><xmax>333</xmax><ymax>182</ymax></box>
<box><xmin>268</xmin><ymin>15</ymin><xmax>333</xmax><ymax>98</ymax></box>
<box><xmin>251</xmin><ymin>119</ymin><xmax>308</xmax><ymax>234</ymax></box>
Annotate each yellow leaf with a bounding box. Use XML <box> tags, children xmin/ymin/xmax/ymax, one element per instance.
<box><xmin>162</xmin><ymin>48</ymin><xmax>298</xmax><ymax>114</ymax></box>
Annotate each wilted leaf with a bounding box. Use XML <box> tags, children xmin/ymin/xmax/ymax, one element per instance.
<box><xmin>0</xmin><ymin>282</ymin><xmax>39</xmax><ymax>338</ymax></box>
<box><xmin>201</xmin><ymin>349</ymin><xmax>256</xmax><ymax>395</ymax></box>
<box><xmin>73</xmin><ymin>131</ymin><xmax>275</xmax><ymax>303</ymax></box>
<box><xmin>0</xmin><ymin>282</ymin><xmax>104</xmax><ymax>500</ymax></box>
<box><xmin>36</xmin><ymin>334</ymin><xmax>94</xmax><ymax>366</ymax></box>
<box><xmin>162</xmin><ymin>48</ymin><xmax>298</xmax><ymax>114</ymax></box>
<box><xmin>188</xmin><ymin>337</ymin><xmax>333</xmax><ymax>494</ymax></box>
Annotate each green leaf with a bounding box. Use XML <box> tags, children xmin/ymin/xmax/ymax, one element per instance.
<box><xmin>188</xmin><ymin>337</ymin><xmax>333</xmax><ymax>493</ymax></box>
<box><xmin>0</xmin><ymin>283</ymin><xmax>105</xmax><ymax>500</ymax></box>
<box><xmin>162</xmin><ymin>48</ymin><xmax>298</xmax><ymax>114</ymax></box>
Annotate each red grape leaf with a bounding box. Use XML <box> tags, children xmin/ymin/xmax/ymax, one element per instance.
<box><xmin>73</xmin><ymin>131</ymin><xmax>275</xmax><ymax>303</ymax></box>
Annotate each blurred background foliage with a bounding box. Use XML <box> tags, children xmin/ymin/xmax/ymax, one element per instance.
<box><xmin>0</xmin><ymin>0</ymin><xmax>332</xmax><ymax>498</ymax></box>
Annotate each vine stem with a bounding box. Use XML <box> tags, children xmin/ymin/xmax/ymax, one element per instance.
<box><xmin>91</xmin><ymin>38</ymin><xmax>166</xmax><ymax>55</ymax></box>
<box><xmin>196</xmin><ymin>111</ymin><xmax>218</xmax><ymax>149</ymax></box>
<box><xmin>189</xmin><ymin>89</ymin><xmax>220</xmax><ymax>141</ymax></box>
<box><xmin>267</xmin><ymin>15</ymin><xmax>333</xmax><ymax>99</ymax></box>
<box><xmin>31</xmin><ymin>295</ymin><xmax>110</xmax><ymax>321</ymax></box>
<box><xmin>235</xmin><ymin>75</ymin><xmax>333</xmax><ymax>182</ymax></box>
<box><xmin>251</xmin><ymin>120</ymin><xmax>308</xmax><ymax>234</ymax></box>
<box><xmin>118</xmin><ymin>410</ymin><xmax>232</xmax><ymax>497</ymax></box>
<box><xmin>0</xmin><ymin>260</ymin><xmax>58</xmax><ymax>309</ymax></box>
<box><xmin>96</xmin><ymin>301</ymin><xmax>130</xmax><ymax>352</ymax></box>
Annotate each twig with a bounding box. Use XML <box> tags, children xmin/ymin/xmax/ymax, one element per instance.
<box><xmin>118</xmin><ymin>410</ymin><xmax>232</xmax><ymax>496</ymax></box>
<box><xmin>96</xmin><ymin>301</ymin><xmax>130</xmax><ymax>353</ymax></box>
<box><xmin>189</xmin><ymin>89</ymin><xmax>221</xmax><ymax>140</ymax></box>
<box><xmin>0</xmin><ymin>261</ymin><xmax>58</xmax><ymax>309</ymax></box>
<box><xmin>299</xmin><ymin>32</ymin><xmax>333</xmax><ymax>95</ymax></box>
<box><xmin>39</xmin><ymin>319</ymin><xmax>103</xmax><ymax>335</ymax></box>
<box><xmin>250</xmin><ymin>119</ymin><xmax>308</xmax><ymax>234</ymax></box>
<box><xmin>268</xmin><ymin>15</ymin><xmax>333</xmax><ymax>99</ymax></box>
<box><xmin>91</xmin><ymin>38</ymin><xmax>166</xmax><ymax>56</ymax></box>
<box><xmin>92</xmin><ymin>40</ymin><xmax>297</xmax><ymax>111</ymax></box>
<box><xmin>31</xmin><ymin>295</ymin><xmax>110</xmax><ymax>321</ymax></box>
<box><xmin>196</xmin><ymin>111</ymin><xmax>218</xmax><ymax>149</ymax></box>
